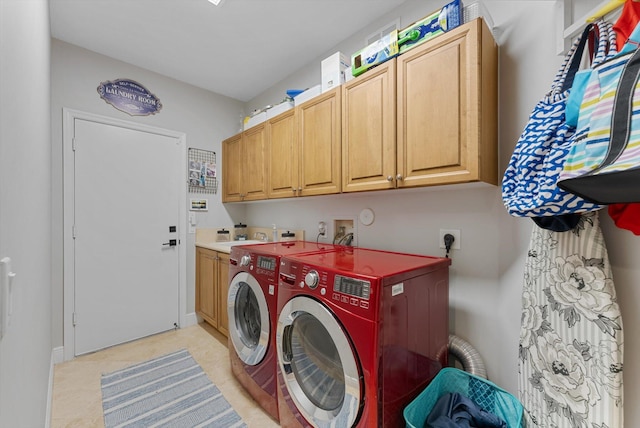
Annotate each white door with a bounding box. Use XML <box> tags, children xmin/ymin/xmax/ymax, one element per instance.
<box><xmin>73</xmin><ymin>118</ymin><xmax>181</xmax><ymax>355</ymax></box>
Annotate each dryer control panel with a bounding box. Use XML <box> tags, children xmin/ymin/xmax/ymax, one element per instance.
<box><xmin>278</xmin><ymin>259</ymin><xmax>376</xmax><ymax>316</ymax></box>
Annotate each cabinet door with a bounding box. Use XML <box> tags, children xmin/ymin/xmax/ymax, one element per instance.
<box><xmin>195</xmin><ymin>247</ymin><xmax>217</xmax><ymax>327</ymax></box>
<box><xmin>222</xmin><ymin>133</ymin><xmax>243</xmax><ymax>202</ymax></box>
<box><xmin>397</xmin><ymin>18</ymin><xmax>497</xmax><ymax>187</ymax></box>
<box><xmin>297</xmin><ymin>87</ymin><xmax>342</xmax><ymax>196</ymax></box>
<box><xmin>242</xmin><ymin>124</ymin><xmax>268</xmax><ymax>201</ymax></box>
<box><xmin>268</xmin><ymin>109</ymin><xmax>298</xmax><ymax>198</ymax></box>
<box><xmin>216</xmin><ymin>253</ymin><xmax>230</xmax><ymax>337</ymax></box>
<box><xmin>342</xmin><ymin>59</ymin><xmax>396</xmax><ymax>192</ymax></box>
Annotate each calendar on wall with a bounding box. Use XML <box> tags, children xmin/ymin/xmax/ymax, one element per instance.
<box><xmin>188</xmin><ymin>148</ymin><xmax>217</xmax><ymax>194</ymax></box>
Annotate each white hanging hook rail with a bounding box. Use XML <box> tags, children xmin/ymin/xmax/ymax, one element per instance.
<box><xmin>557</xmin><ymin>0</ymin><xmax>625</xmax><ymax>54</ymax></box>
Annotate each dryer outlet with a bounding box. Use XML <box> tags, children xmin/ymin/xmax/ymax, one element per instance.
<box><xmin>332</xmin><ymin>218</ymin><xmax>357</xmax><ymax>246</ymax></box>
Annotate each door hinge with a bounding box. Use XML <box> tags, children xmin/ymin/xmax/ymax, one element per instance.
<box><xmin>72</xmin><ymin>312</ymin><xmax>77</xmax><ymax>326</ymax></box>
<box><xmin>72</xmin><ymin>225</ymin><xmax>77</xmax><ymax>239</ymax></box>
<box><xmin>72</xmin><ymin>137</ymin><xmax>77</xmax><ymax>151</ymax></box>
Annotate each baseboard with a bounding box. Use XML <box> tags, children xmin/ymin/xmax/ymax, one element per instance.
<box><xmin>182</xmin><ymin>312</ymin><xmax>198</xmax><ymax>328</ymax></box>
<box><xmin>45</xmin><ymin>348</ymin><xmax>59</xmax><ymax>428</ymax></box>
<box><xmin>52</xmin><ymin>346</ymin><xmax>64</xmax><ymax>364</ymax></box>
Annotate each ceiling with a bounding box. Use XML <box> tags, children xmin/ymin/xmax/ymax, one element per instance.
<box><xmin>49</xmin><ymin>0</ymin><xmax>408</xmax><ymax>102</ymax></box>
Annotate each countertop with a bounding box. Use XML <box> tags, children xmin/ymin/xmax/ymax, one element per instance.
<box><xmin>195</xmin><ymin>227</ymin><xmax>305</xmax><ymax>254</ymax></box>
<box><xmin>195</xmin><ymin>240</ymin><xmax>264</xmax><ymax>254</ymax></box>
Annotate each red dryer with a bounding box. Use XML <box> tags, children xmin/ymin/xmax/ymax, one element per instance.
<box><xmin>227</xmin><ymin>241</ymin><xmax>338</xmax><ymax>422</ymax></box>
<box><xmin>275</xmin><ymin>247</ymin><xmax>451</xmax><ymax>428</ymax></box>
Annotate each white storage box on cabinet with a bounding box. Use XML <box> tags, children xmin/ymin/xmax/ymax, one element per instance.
<box><xmin>244</xmin><ymin>112</ymin><xmax>267</xmax><ymax>130</ymax></box>
<box><xmin>294</xmin><ymin>85</ymin><xmax>321</xmax><ymax>106</ymax></box>
<box><xmin>266</xmin><ymin>101</ymin><xmax>294</xmax><ymax>119</ymax></box>
<box><xmin>321</xmin><ymin>51</ymin><xmax>350</xmax><ymax>93</ymax></box>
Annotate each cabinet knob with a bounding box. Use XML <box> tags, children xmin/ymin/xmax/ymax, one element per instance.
<box><xmin>298</xmin><ymin>187</ymin><xmax>302</xmax><ymax>191</ymax></box>
<box><xmin>387</xmin><ymin>176</ymin><xmax>393</xmax><ymax>182</ymax></box>
<box><xmin>396</xmin><ymin>174</ymin><xmax>403</xmax><ymax>181</ymax></box>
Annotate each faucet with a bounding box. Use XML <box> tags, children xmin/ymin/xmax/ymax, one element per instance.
<box><xmin>253</xmin><ymin>232</ymin><xmax>268</xmax><ymax>242</ymax></box>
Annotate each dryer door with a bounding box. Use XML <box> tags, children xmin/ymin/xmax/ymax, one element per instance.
<box><xmin>228</xmin><ymin>271</ymin><xmax>270</xmax><ymax>365</ymax></box>
<box><xmin>277</xmin><ymin>295</ymin><xmax>361</xmax><ymax>427</ymax></box>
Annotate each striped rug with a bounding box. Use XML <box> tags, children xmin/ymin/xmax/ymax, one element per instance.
<box><xmin>101</xmin><ymin>349</ymin><xmax>246</xmax><ymax>428</ymax></box>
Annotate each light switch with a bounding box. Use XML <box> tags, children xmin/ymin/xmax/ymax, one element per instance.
<box><xmin>188</xmin><ymin>212</ymin><xmax>196</xmax><ymax>234</ymax></box>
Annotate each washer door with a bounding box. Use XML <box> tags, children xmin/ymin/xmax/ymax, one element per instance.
<box><xmin>228</xmin><ymin>271</ymin><xmax>270</xmax><ymax>366</ymax></box>
<box><xmin>277</xmin><ymin>296</ymin><xmax>361</xmax><ymax>428</ymax></box>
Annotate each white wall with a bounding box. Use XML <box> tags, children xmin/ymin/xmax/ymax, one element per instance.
<box><xmin>50</xmin><ymin>41</ymin><xmax>247</xmax><ymax>349</ymax></box>
<box><xmin>242</xmin><ymin>0</ymin><xmax>640</xmax><ymax>424</ymax></box>
<box><xmin>0</xmin><ymin>0</ymin><xmax>53</xmax><ymax>426</ymax></box>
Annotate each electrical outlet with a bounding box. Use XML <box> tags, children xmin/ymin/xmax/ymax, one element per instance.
<box><xmin>318</xmin><ymin>221</ymin><xmax>327</xmax><ymax>236</ymax></box>
<box><xmin>439</xmin><ymin>229</ymin><xmax>461</xmax><ymax>250</ymax></box>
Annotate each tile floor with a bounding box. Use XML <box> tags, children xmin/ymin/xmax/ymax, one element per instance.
<box><xmin>51</xmin><ymin>322</ymin><xmax>280</xmax><ymax>428</ymax></box>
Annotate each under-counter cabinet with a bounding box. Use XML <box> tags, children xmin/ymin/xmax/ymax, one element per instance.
<box><xmin>342</xmin><ymin>17</ymin><xmax>498</xmax><ymax>191</ymax></box>
<box><xmin>222</xmin><ymin>123</ymin><xmax>268</xmax><ymax>202</ymax></box>
<box><xmin>268</xmin><ymin>87</ymin><xmax>342</xmax><ymax>198</ymax></box>
<box><xmin>195</xmin><ymin>247</ymin><xmax>230</xmax><ymax>337</ymax></box>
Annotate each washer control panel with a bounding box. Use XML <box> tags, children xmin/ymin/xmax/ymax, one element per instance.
<box><xmin>279</xmin><ymin>259</ymin><xmax>374</xmax><ymax>314</ymax></box>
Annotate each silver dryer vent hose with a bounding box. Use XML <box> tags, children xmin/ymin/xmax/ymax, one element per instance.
<box><xmin>448</xmin><ymin>334</ymin><xmax>487</xmax><ymax>379</ymax></box>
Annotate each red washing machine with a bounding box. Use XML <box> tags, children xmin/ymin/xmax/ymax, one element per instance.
<box><xmin>275</xmin><ymin>247</ymin><xmax>451</xmax><ymax>428</ymax></box>
<box><xmin>227</xmin><ymin>241</ymin><xmax>338</xmax><ymax>422</ymax></box>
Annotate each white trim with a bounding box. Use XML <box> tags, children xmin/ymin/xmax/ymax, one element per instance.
<box><xmin>62</xmin><ymin>108</ymin><xmax>187</xmax><ymax>361</ymax></box>
<box><xmin>52</xmin><ymin>346</ymin><xmax>64</xmax><ymax>364</ymax></box>
<box><xmin>182</xmin><ymin>312</ymin><xmax>198</xmax><ymax>328</ymax></box>
<box><xmin>557</xmin><ymin>0</ymin><xmax>624</xmax><ymax>54</ymax></box>
<box><xmin>45</xmin><ymin>350</ymin><xmax>55</xmax><ymax>428</ymax></box>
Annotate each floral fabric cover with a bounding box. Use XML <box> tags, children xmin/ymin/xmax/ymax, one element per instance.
<box><xmin>518</xmin><ymin>212</ymin><xmax>624</xmax><ymax>427</ymax></box>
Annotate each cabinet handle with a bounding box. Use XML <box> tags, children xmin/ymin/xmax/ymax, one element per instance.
<box><xmin>396</xmin><ymin>174</ymin><xmax>403</xmax><ymax>181</ymax></box>
<box><xmin>387</xmin><ymin>176</ymin><xmax>393</xmax><ymax>181</ymax></box>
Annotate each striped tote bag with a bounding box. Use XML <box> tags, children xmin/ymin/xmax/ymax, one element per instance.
<box><xmin>558</xmin><ymin>20</ymin><xmax>640</xmax><ymax>204</ymax></box>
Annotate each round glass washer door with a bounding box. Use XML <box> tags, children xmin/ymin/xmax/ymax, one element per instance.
<box><xmin>277</xmin><ymin>295</ymin><xmax>361</xmax><ymax>427</ymax></box>
<box><xmin>228</xmin><ymin>271</ymin><xmax>270</xmax><ymax>366</ymax></box>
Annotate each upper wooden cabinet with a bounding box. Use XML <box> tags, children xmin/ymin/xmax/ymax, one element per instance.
<box><xmin>267</xmin><ymin>87</ymin><xmax>342</xmax><ymax>198</ymax></box>
<box><xmin>396</xmin><ymin>18</ymin><xmax>498</xmax><ymax>188</ymax></box>
<box><xmin>296</xmin><ymin>87</ymin><xmax>342</xmax><ymax>197</ymax></box>
<box><xmin>223</xmin><ymin>18</ymin><xmax>497</xmax><ymax>201</ymax></box>
<box><xmin>222</xmin><ymin>123</ymin><xmax>268</xmax><ymax>202</ymax></box>
<box><xmin>267</xmin><ymin>109</ymin><xmax>298</xmax><ymax>198</ymax></box>
<box><xmin>342</xmin><ymin>59</ymin><xmax>397</xmax><ymax>192</ymax></box>
<box><xmin>342</xmin><ymin>18</ymin><xmax>497</xmax><ymax>192</ymax></box>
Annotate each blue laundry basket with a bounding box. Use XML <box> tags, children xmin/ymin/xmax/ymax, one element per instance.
<box><xmin>403</xmin><ymin>368</ymin><xmax>523</xmax><ymax>428</ymax></box>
